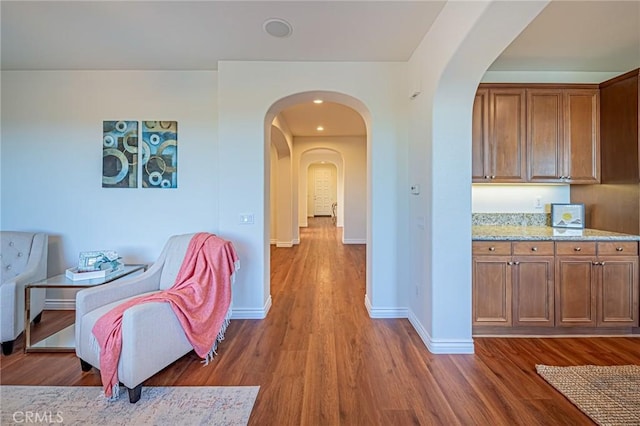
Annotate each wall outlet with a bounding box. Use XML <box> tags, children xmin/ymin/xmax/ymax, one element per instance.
<box><xmin>534</xmin><ymin>196</ymin><xmax>543</xmax><ymax>210</ymax></box>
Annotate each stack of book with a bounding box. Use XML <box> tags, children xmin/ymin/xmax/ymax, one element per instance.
<box><xmin>65</xmin><ymin>250</ymin><xmax>124</xmax><ymax>281</ymax></box>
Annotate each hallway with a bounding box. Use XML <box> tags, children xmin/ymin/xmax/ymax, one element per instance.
<box><xmin>2</xmin><ymin>218</ymin><xmax>640</xmax><ymax>424</ymax></box>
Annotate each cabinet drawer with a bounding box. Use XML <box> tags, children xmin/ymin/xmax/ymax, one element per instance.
<box><xmin>597</xmin><ymin>241</ymin><xmax>638</xmax><ymax>256</ymax></box>
<box><xmin>555</xmin><ymin>242</ymin><xmax>596</xmax><ymax>256</ymax></box>
<box><xmin>512</xmin><ymin>241</ymin><xmax>554</xmax><ymax>256</ymax></box>
<box><xmin>473</xmin><ymin>241</ymin><xmax>511</xmax><ymax>255</ymax></box>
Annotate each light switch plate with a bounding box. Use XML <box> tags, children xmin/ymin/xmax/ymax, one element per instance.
<box><xmin>239</xmin><ymin>213</ymin><xmax>254</xmax><ymax>224</ymax></box>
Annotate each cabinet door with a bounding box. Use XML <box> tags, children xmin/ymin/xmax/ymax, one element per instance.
<box><xmin>527</xmin><ymin>89</ymin><xmax>564</xmax><ymax>182</ymax></box>
<box><xmin>473</xmin><ymin>256</ymin><xmax>512</xmax><ymax>326</ymax></box>
<box><xmin>555</xmin><ymin>257</ymin><xmax>597</xmax><ymax>327</ymax></box>
<box><xmin>563</xmin><ymin>89</ymin><xmax>600</xmax><ymax>183</ymax></box>
<box><xmin>489</xmin><ymin>89</ymin><xmax>526</xmax><ymax>182</ymax></box>
<box><xmin>513</xmin><ymin>256</ymin><xmax>555</xmax><ymax>327</ymax></box>
<box><xmin>597</xmin><ymin>256</ymin><xmax>639</xmax><ymax>327</ymax></box>
<box><xmin>472</xmin><ymin>89</ymin><xmax>490</xmax><ymax>182</ymax></box>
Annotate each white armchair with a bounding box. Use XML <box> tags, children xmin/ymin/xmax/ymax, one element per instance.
<box><xmin>75</xmin><ymin>233</ymin><xmax>235</xmax><ymax>403</ymax></box>
<box><xmin>1</xmin><ymin>231</ymin><xmax>48</xmax><ymax>355</ymax></box>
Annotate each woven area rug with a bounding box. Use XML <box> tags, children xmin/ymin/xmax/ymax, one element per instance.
<box><xmin>536</xmin><ymin>365</ymin><xmax>640</xmax><ymax>426</ymax></box>
<box><xmin>0</xmin><ymin>385</ymin><xmax>259</xmax><ymax>426</ymax></box>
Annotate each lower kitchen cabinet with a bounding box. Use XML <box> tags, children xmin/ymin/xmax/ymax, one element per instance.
<box><xmin>472</xmin><ymin>255</ymin><xmax>512</xmax><ymax>326</ymax></box>
<box><xmin>472</xmin><ymin>241</ymin><xmax>554</xmax><ymax>327</ymax></box>
<box><xmin>555</xmin><ymin>241</ymin><xmax>639</xmax><ymax>328</ymax></box>
<box><xmin>513</xmin><ymin>255</ymin><xmax>555</xmax><ymax>327</ymax></box>
<box><xmin>472</xmin><ymin>242</ymin><xmax>512</xmax><ymax>326</ymax></box>
<box><xmin>473</xmin><ymin>240</ymin><xmax>639</xmax><ymax>335</ymax></box>
<box><xmin>598</xmin><ymin>256</ymin><xmax>639</xmax><ymax>326</ymax></box>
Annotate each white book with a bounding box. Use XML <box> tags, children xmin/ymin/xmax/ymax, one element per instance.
<box><xmin>65</xmin><ymin>264</ymin><xmax>123</xmax><ymax>281</ymax></box>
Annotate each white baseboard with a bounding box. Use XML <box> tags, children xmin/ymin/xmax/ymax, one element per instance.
<box><xmin>270</xmin><ymin>239</ymin><xmax>277</xmax><ymax>245</ymax></box>
<box><xmin>292</xmin><ymin>238</ymin><xmax>300</xmax><ymax>244</ymax></box>
<box><xmin>343</xmin><ymin>238</ymin><xmax>366</xmax><ymax>244</ymax></box>
<box><xmin>230</xmin><ymin>295</ymin><xmax>272</xmax><ymax>319</ymax></box>
<box><xmin>364</xmin><ymin>295</ymin><xmax>408</xmax><ymax>318</ymax></box>
<box><xmin>408</xmin><ymin>309</ymin><xmax>475</xmax><ymax>354</ymax></box>
<box><xmin>276</xmin><ymin>241</ymin><xmax>293</xmax><ymax>248</ymax></box>
<box><xmin>45</xmin><ymin>299</ymin><xmax>75</xmax><ymax>310</ymax></box>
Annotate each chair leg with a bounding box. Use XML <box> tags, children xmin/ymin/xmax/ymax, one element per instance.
<box><xmin>33</xmin><ymin>312</ymin><xmax>43</xmax><ymax>324</ymax></box>
<box><xmin>79</xmin><ymin>359</ymin><xmax>92</xmax><ymax>372</ymax></box>
<box><xmin>127</xmin><ymin>385</ymin><xmax>142</xmax><ymax>403</ymax></box>
<box><xmin>1</xmin><ymin>340</ymin><xmax>15</xmax><ymax>356</ymax></box>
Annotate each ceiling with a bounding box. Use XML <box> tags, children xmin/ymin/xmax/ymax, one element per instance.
<box><xmin>491</xmin><ymin>1</ymin><xmax>640</xmax><ymax>72</ymax></box>
<box><xmin>2</xmin><ymin>1</ymin><xmax>639</xmax><ymax>137</ymax></box>
<box><xmin>279</xmin><ymin>101</ymin><xmax>366</xmax><ymax>137</ymax></box>
<box><xmin>0</xmin><ymin>1</ymin><xmax>445</xmax><ymax>70</ymax></box>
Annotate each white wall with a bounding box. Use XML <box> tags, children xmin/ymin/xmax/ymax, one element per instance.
<box><xmin>472</xmin><ymin>184</ymin><xmax>570</xmax><ymax>213</ymax></box>
<box><xmin>269</xmin><ymin>122</ymin><xmax>294</xmax><ymax>247</ymax></box>
<box><xmin>295</xmin><ymin>137</ymin><xmax>366</xmax><ymax>243</ymax></box>
<box><xmin>269</xmin><ymin>143</ymin><xmax>278</xmax><ymax>244</ymax></box>
<box><xmin>1</xmin><ymin>70</ymin><xmax>218</xmax><ymax>306</ymax></box>
<box><xmin>218</xmin><ymin>62</ymin><xmax>408</xmax><ymax>319</ymax></box>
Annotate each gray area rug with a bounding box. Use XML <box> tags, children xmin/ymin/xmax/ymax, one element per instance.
<box><xmin>0</xmin><ymin>385</ymin><xmax>259</xmax><ymax>426</ymax></box>
<box><xmin>536</xmin><ymin>364</ymin><xmax>640</xmax><ymax>426</ymax></box>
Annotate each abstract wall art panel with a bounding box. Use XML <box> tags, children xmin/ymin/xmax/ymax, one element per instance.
<box><xmin>102</xmin><ymin>120</ymin><xmax>138</xmax><ymax>188</ymax></box>
<box><xmin>141</xmin><ymin>121</ymin><xmax>178</xmax><ymax>188</ymax></box>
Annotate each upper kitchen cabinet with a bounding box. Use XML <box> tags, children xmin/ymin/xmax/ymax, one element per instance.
<box><xmin>473</xmin><ymin>87</ymin><xmax>526</xmax><ymax>182</ymax></box>
<box><xmin>472</xmin><ymin>89</ymin><xmax>489</xmax><ymax>181</ymax></box>
<box><xmin>473</xmin><ymin>84</ymin><xmax>600</xmax><ymax>184</ymax></box>
<box><xmin>563</xmin><ymin>89</ymin><xmax>600</xmax><ymax>184</ymax></box>
<box><xmin>527</xmin><ymin>89</ymin><xmax>564</xmax><ymax>182</ymax></box>
<box><xmin>527</xmin><ymin>87</ymin><xmax>600</xmax><ymax>184</ymax></box>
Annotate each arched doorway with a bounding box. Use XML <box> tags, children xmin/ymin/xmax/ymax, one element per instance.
<box><xmin>265</xmin><ymin>91</ymin><xmax>369</xmax><ymax>303</ymax></box>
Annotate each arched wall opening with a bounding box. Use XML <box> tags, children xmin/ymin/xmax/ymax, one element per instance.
<box><xmin>265</xmin><ymin>90</ymin><xmax>371</xmax><ymax>305</ymax></box>
<box><xmin>405</xmin><ymin>1</ymin><xmax>549</xmax><ymax>354</ymax></box>
<box><xmin>269</xmin><ymin>123</ymin><xmax>294</xmax><ymax>247</ymax></box>
<box><xmin>218</xmin><ymin>61</ymin><xmax>408</xmax><ymax>322</ymax></box>
<box><xmin>299</xmin><ymin>149</ymin><xmax>344</xmax><ymax>228</ymax></box>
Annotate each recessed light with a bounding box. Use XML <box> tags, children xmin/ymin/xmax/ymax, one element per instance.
<box><xmin>313</xmin><ymin>99</ymin><xmax>323</xmax><ymax>104</ymax></box>
<box><xmin>263</xmin><ymin>18</ymin><xmax>293</xmax><ymax>38</ymax></box>
<box><xmin>316</xmin><ymin>126</ymin><xmax>324</xmax><ymax>131</ymax></box>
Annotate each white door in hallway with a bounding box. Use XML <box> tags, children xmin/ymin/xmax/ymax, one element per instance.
<box><xmin>314</xmin><ymin>168</ymin><xmax>332</xmax><ymax>216</ymax></box>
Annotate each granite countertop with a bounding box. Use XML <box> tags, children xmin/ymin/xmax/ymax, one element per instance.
<box><xmin>472</xmin><ymin>225</ymin><xmax>640</xmax><ymax>241</ymax></box>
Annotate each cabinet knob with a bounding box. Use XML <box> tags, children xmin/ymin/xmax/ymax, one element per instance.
<box><xmin>507</xmin><ymin>261</ymin><xmax>513</xmax><ymax>265</ymax></box>
<box><xmin>574</xmin><ymin>247</ymin><xmax>582</xmax><ymax>252</ymax></box>
<box><xmin>592</xmin><ymin>261</ymin><xmax>600</xmax><ymax>265</ymax></box>
<box><xmin>489</xmin><ymin>247</ymin><xmax>495</xmax><ymax>252</ymax></box>
<box><xmin>616</xmin><ymin>247</ymin><xmax>624</xmax><ymax>252</ymax></box>
<box><xmin>531</xmin><ymin>247</ymin><xmax>538</xmax><ymax>252</ymax></box>
<box><xmin>514</xmin><ymin>261</ymin><xmax>520</xmax><ymax>265</ymax></box>
<box><xmin>559</xmin><ymin>175</ymin><xmax>565</xmax><ymax>179</ymax></box>
<box><xmin>566</xmin><ymin>176</ymin><xmax>572</xmax><ymax>179</ymax></box>
<box><xmin>600</xmin><ymin>261</ymin><xmax>606</xmax><ymax>266</ymax></box>
<box><xmin>490</xmin><ymin>175</ymin><xmax>496</xmax><ymax>179</ymax></box>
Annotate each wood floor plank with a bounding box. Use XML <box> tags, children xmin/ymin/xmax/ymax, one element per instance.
<box><xmin>2</xmin><ymin>217</ymin><xmax>640</xmax><ymax>425</ymax></box>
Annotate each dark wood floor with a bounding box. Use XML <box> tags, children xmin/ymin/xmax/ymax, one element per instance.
<box><xmin>3</xmin><ymin>217</ymin><xmax>640</xmax><ymax>425</ymax></box>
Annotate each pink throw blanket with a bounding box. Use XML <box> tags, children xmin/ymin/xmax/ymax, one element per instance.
<box><xmin>92</xmin><ymin>233</ymin><xmax>239</xmax><ymax>399</ymax></box>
